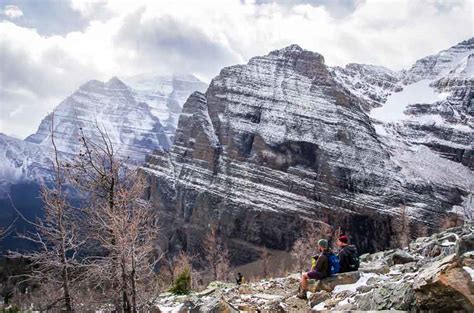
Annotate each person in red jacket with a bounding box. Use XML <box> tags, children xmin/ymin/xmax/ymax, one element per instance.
<box><xmin>297</xmin><ymin>239</ymin><xmax>330</xmax><ymax>300</ymax></box>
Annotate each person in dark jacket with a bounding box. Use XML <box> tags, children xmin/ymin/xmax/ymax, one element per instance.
<box><xmin>297</xmin><ymin>239</ymin><xmax>330</xmax><ymax>299</ymax></box>
<box><xmin>236</xmin><ymin>272</ymin><xmax>244</xmax><ymax>285</ymax></box>
<box><xmin>337</xmin><ymin>235</ymin><xmax>359</xmax><ymax>273</ymax></box>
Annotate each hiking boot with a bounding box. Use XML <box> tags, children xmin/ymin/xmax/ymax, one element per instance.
<box><xmin>297</xmin><ymin>289</ymin><xmax>307</xmax><ymax>300</ymax></box>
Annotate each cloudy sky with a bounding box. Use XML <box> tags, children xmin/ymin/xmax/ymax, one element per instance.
<box><xmin>0</xmin><ymin>0</ymin><xmax>473</xmax><ymax>138</ymax></box>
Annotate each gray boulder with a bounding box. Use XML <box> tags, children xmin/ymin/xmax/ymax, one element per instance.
<box><xmin>309</xmin><ymin>291</ymin><xmax>331</xmax><ymax>307</ymax></box>
<box><xmin>390</xmin><ymin>249</ymin><xmax>416</xmax><ymax>265</ymax></box>
<box><xmin>359</xmin><ymin>260</ymin><xmax>390</xmax><ymax>274</ymax></box>
<box><xmin>355</xmin><ymin>281</ymin><xmax>416</xmax><ymax>311</ymax></box>
<box><xmin>457</xmin><ymin>233</ymin><xmax>474</xmax><ymax>256</ymax></box>
<box><xmin>413</xmin><ymin>254</ymin><xmax>474</xmax><ymax>312</ymax></box>
<box><xmin>311</xmin><ymin>271</ymin><xmax>361</xmax><ymax>292</ymax></box>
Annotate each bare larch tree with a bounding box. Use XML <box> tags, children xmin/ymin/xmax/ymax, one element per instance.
<box><xmin>202</xmin><ymin>225</ymin><xmax>230</xmax><ymax>282</ymax></box>
<box><xmin>261</xmin><ymin>246</ymin><xmax>270</xmax><ymax>279</ymax></box>
<box><xmin>67</xmin><ymin>125</ymin><xmax>160</xmax><ymax>313</ymax></box>
<box><xmin>9</xmin><ymin>113</ymin><xmax>82</xmax><ymax>312</ymax></box>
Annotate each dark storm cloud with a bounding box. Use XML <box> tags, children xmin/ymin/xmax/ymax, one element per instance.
<box><xmin>115</xmin><ymin>10</ymin><xmax>241</xmax><ymax>79</ymax></box>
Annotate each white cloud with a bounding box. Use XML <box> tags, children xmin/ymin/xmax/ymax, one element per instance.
<box><xmin>3</xmin><ymin>5</ymin><xmax>23</xmax><ymax>19</ymax></box>
<box><xmin>0</xmin><ymin>0</ymin><xmax>473</xmax><ymax>138</ymax></box>
<box><xmin>69</xmin><ymin>0</ymin><xmax>108</xmax><ymax>19</ymax></box>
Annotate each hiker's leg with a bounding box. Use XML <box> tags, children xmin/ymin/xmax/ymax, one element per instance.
<box><xmin>300</xmin><ymin>273</ymin><xmax>309</xmax><ymax>291</ymax></box>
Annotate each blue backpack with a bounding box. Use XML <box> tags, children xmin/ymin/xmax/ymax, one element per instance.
<box><xmin>328</xmin><ymin>253</ymin><xmax>340</xmax><ymax>275</ymax></box>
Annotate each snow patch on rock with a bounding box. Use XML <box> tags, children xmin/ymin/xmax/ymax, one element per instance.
<box><xmin>370</xmin><ymin>80</ymin><xmax>448</xmax><ymax>122</ymax></box>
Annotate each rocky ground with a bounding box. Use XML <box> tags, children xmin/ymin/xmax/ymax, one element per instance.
<box><xmin>153</xmin><ymin>224</ymin><xmax>474</xmax><ymax>312</ymax></box>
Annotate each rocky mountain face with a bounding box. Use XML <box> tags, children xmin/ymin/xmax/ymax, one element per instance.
<box><xmin>0</xmin><ymin>133</ymin><xmax>55</xmax><ymax>197</ymax></box>
<box><xmin>0</xmin><ymin>75</ymin><xmax>206</xmax><ymax>189</ymax></box>
<box><xmin>125</xmin><ymin>74</ymin><xmax>208</xmax><ymax>141</ymax></box>
<box><xmin>26</xmin><ymin>76</ymin><xmax>206</xmax><ymax>163</ymax></box>
<box><xmin>142</xmin><ymin>40</ymin><xmax>473</xmax><ymax>260</ymax></box>
<box><xmin>152</xmin><ymin>224</ymin><xmax>474</xmax><ymax>312</ymax></box>
<box><xmin>381</xmin><ymin>38</ymin><xmax>474</xmax><ymax>170</ymax></box>
<box><xmin>330</xmin><ymin>63</ymin><xmax>402</xmax><ymax>110</ymax></box>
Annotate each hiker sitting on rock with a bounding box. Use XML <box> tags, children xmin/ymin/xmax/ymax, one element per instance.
<box><xmin>337</xmin><ymin>235</ymin><xmax>359</xmax><ymax>273</ymax></box>
<box><xmin>297</xmin><ymin>239</ymin><xmax>330</xmax><ymax>299</ymax></box>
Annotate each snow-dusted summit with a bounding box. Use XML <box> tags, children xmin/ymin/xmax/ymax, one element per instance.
<box><xmin>26</xmin><ymin>77</ymin><xmax>169</xmax><ymax>162</ymax></box>
<box><xmin>25</xmin><ymin>75</ymin><xmax>207</xmax><ymax>162</ymax></box>
<box><xmin>331</xmin><ymin>63</ymin><xmax>403</xmax><ymax>110</ymax></box>
<box><xmin>404</xmin><ymin>38</ymin><xmax>474</xmax><ymax>83</ymax></box>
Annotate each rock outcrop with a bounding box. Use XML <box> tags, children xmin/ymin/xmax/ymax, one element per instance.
<box><xmin>331</xmin><ymin>63</ymin><xmax>402</xmax><ymax>110</ymax></box>
<box><xmin>311</xmin><ymin>271</ymin><xmax>361</xmax><ymax>292</ymax></box>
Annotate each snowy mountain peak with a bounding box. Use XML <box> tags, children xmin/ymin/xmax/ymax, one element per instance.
<box><xmin>345</xmin><ymin>63</ymin><xmax>398</xmax><ymax>76</ymax></box>
<box><xmin>123</xmin><ymin>74</ymin><xmax>208</xmax><ymax>133</ymax></box>
<box><xmin>1</xmin><ymin>73</ymin><xmax>207</xmax><ymax>196</ymax></box>
<box><xmin>267</xmin><ymin>44</ymin><xmax>325</xmax><ymax>65</ymax></box>
<box><xmin>456</xmin><ymin>37</ymin><xmax>474</xmax><ymax>48</ymax></box>
<box><xmin>24</xmin><ymin>73</ymin><xmax>207</xmax><ymax>161</ymax></box>
<box><xmin>79</xmin><ymin>79</ymin><xmax>102</xmax><ymax>90</ymax></box>
<box><xmin>404</xmin><ymin>38</ymin><xmax>474</xmax><ymax>84</ymax></box>
<box><xmin>105</xmin><ymin>76</ymin><xmax>129</xmax><ymax>90</ymax></box>
<box><xmin>277</xmin><ymin>43</ymin><xmax>303</xmax><ymax>52</ymax></box>
<box><xmin>25</xmin><ymin>77</ymin><xmax>168</xmax><ymax>161</ymax></box>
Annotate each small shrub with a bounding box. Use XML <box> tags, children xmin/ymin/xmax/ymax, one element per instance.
<box><xmin>170</xmin><ymin>267</ymin><xmax>191</xmax><ymax>295</ymax></box>
<box><xmin>2</xmin><ymin>306</ymin><xmax>22</xmax><ymax>313</ymax></box>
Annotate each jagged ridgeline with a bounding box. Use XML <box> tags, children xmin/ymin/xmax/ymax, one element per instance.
<box><xmin>142</xmin><ymin>40</ymin><xmax>473</xmax><ymax>259</ymax></box>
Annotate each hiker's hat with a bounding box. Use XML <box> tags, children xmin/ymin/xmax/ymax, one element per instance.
<box><xmin>338</xmin><ymin>235</ymin><xmax>348</xmax><ymax>244</ymax></box>
<box><xmin>318</xmin><ymin>239</ymin><xmax>328</xmax><ymax>248</ymax></box>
